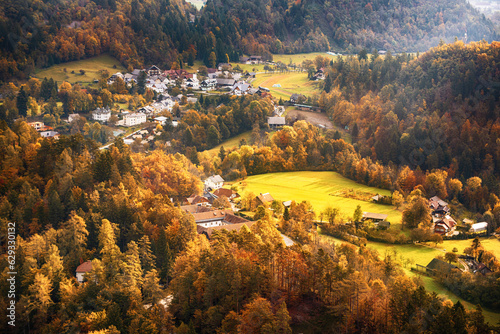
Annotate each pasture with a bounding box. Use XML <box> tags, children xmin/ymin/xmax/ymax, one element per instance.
<box><xmin>251</xmin><ymin>72</ymin><xmax>321</xmax><ymax>100</ymax></box>
<box><xmin>234</xmin><ymin>171</ymin><xmax>401</xmax><ymax>223</ymax></box>
<box><xmin>35</xmin><ymin>54</ymin><xmax>126</xmax><ymax>85</ymax></box>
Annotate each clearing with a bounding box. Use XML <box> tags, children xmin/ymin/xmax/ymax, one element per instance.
<box><xmin>35</xmin><ymin>54</ymin><xmax>126</xmax><ymax>85</ymax></box>
<box><xmin>203</xmin><ymin>132</ymin><xmax>252</xmax><ymax>155</ymax></box>
<box><xmin>233</xmin><ymin>171</ymin><xmax>401</xmax><ymax>224</ymax></box>
<box><xmin>251</xmin><ymin>72</ymin><xmax>321</xmax><ymax>100</ymax></box>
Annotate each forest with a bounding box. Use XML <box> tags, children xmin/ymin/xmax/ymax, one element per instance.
<box><xmin>0</xmin><ymin>119</ymin><xmax>496</xmax><ymax>333</ymax></box>
<box><xmin>0</xmin><ymin>0</ymin><xmax>498</xmax><ymax>81</ymax></box>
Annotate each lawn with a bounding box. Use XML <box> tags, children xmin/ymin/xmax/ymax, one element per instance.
<box><xmin>251</xmin><ymin>72</ymin><xmax>321</xmax><ymax>100</ymax></box>
<box><xmin>35</xmin><ymin>54</ymin><xmax>126</xmax><ymax>85</ymax></box>
<box><xmin>204</xmin><ymin>132</ymin><xmax>252</xmax><ymax>155</ymax></box>
<box><xmin>233</xmin><ymin>171</ymin><xmax>401</xmax><ymax>223</ymax></box>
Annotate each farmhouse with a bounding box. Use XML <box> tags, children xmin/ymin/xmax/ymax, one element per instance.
<box><xmin>362</xmin><ymin>212</ymin><xmax>388</xmax><ymax>222</ymax></box>
<box><xmin>92</xmin><ymin>107</ymin><xmax>112</xmax><ymax>122</ymax></box>
<box><xmin>256</xmin><ymin>192</ymin><xmax>274</xmax><ymax>206</ymax></box>
<box><xmin>192</xmin><ymin>210</ymin><xmax>233</xmax><ymax>227</ymax></box>
<box><xmin>197</xmin><ymin>220</ymin><xmax>255</xmax><ymax>239</ymax></box>
<box><xmin>186</xmin><ymin>194</ymin><xmax>210</xmax><ymax>205</ymax></box>
<box><xmin>429</xmin><ymin>196</ymin><xmax>450</xmax><ymax>215</ymax></box>
<box><xmin>201</xmin><ymin>79</ymin><xmax>217</xmax><ymax>91</ymax></box>
<box><xmin>147</xmin><ymin>65</ymin><xmax>161</xmax><ymax>76</ymax></box>
<box><xmin>205</xmin><ymin>175</ymin><xmax>224</xmax><ymax>191</ymax></box>
<box><xmin>213</xmin><ymin>188</ymin><xmax>240</xmax><ymax>200</ymax></box>
<box><xmin>290</xmin><ymin>93</ymin><xmax>306</xmax><ymax>104</ymax></box>
<box><xmin>268</xmin><ymin>117</ymin><xmax>286</xmax><ymax>129</ymax></box>
<box><xmin>240</xmin><ymin>55</ymin><xmax>262</xmax><ymax>64</ymax></box>
<box><xmin>75</xmin><ymin>261</ymin><xmax>93</xmax><ymax>284</ymax></box>
<box><xmin>433</xmin><ymin>215</ymin><xmax>457</xmax><ymax>234</ymax></box>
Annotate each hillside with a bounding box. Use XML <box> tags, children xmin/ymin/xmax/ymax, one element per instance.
<box><xmin>198</xmin><ymin>0</ymin><xmax>498</xmax><ymax>56</ymax></box>
<box><xmin>0</xmin><ymin>0</ymin><xmax>497</xmax><ymax>81</ymax></box>
<box><xmin>320</xmin><ymin>41</ymin><xmax>500</xmax><ymax>209</ymax></box>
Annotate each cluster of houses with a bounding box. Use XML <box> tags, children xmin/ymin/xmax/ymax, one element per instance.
<box><xmin>27</xmin><ymin>121</ymin><xmax>60</xmax><ymax>139</ymax></box>
<box><xmin>429</xmin><ymin>196</ymin><xmax>488</xmax><ymax>236</ymax></box>
<box><xmin>107</xmin><ymin>63</ymin><xmax>267</xmax><ymax>97</ymax></box>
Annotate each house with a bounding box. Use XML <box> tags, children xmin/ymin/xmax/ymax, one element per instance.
<box><xmin>240</xmin><ymin>55</ymin><xmax>262</xmax><ymax>64</ymax></box>
<box><xmin>433</xmin><ymin>215</ymin><xmax>456</xmax><ymax>234</ymax></box>
<box><xmin>213</xmin><ymin>188</ymin><xmax>239</xmax><ymax>200</ymax></box>
<box><xmin>192</xmin><ymin>210</ymin><xmax>233</xmax><ymax>227</ymax></box>
<box><xmin>181</xmin><ymin>205</ymin><xmax>212</xmax><ymax>214</ymax></box>
<box><xmin>282</xmin><ymin>200</ymin><xmax>292</xmax><ymax>207</ymax></box>
<box><xmin>76</xmin><ymin>261</ymin><xmax>93</xmax><ymax>283</ymax></box>
<box><xmin>371</xmin><ymin>194</ymin><xmax>384</xmax><ymax>202</ymax></box>
<box><xmin>218</xmin><ymin>63</ymin><xmax>232</xmax><ymax>71</ymax></box>
<box><xmin>154</xmin><ymin>116</ymin><xmax>168</xmax><ymax>125</ymax></box>
<box><xmin>197</xmin><ymin>220</ymin><xmax>255</xmax><ymax>239</ymax></box>
<box><xmin>267</xmin><ymin>117</ymin><xmax>286</xmax><ymax>129</ymax></box>
<box><xmin>312</xmin><ymin>68</ymin><xmax>326</xmax><ymax>80</ymax></box>
<box><xmin>28</xmin><ymin>121</ymin><xmax>52</xmax><ymax>132</ymax></box>
<box><xmin>123</xmin><ymin>113</ymin><xmax>147</xmax><ymax>127</ymax></box>
<box><xmin>256</xmin><ymin>192</ymin><xmax>274</xmax><ymax>206</ymax></box>
<box><xmin>204</xmin><ymin>175</ymin><xmax>224</xmax><ymax>191</ymax></box>
<box><xmin>92</xmin><ymin>107</ymin><xmax>112</xmax><ymax>122</ymax></box>
<box><xmin>362</xmin><ymin>212</ymin><xmax>388</xmax><ymax>222</ymax></box>
<box><xmin>68</xmin><ymin>114</ymin><xmax>80</xmax><ymax>123</ymax></box>
<box><xmin>40</xmin><ymin>130</ymin><xmax>60</xmax><ymax>139</ymax></box>
<box><xmin>231</xmin><ymin>81</ymin><xmax>251</xmax><ymax>95</ymax></box>
<box><xmin>200</xmin><ymin>79</ymin><xmax>217</xmax><ymax>91</ymax></box>
<box><xmin>425</xmin><ymin>258</ymin><xmax>458</xmax><ymax>275</ymax></box>
<box><xmin>186</xmin><ymin>194</ymin><xmax>210</xmax><ymax>205</ymax></box>
<box><xmin>290</xmin><ymin>93</ymin><xmax>306</xmax><ymax>104</ymax></box>
<box><xmin>429</xmin><ymin>196</ymin><xmax>450</xmax><ymax>215</ymax></box>
<box><xmin>474</xmin><ymin>263</ymin><xmax>493</xmax><ymax>275</ymax></box>
<box><xmin>147</xmin><ymin>65</ymin><xmax>161</xmax><ymax>76</ymax></box>
<box><xmin>469</xmin><ymin>222</ymin><xmax>488</xmax><ymax>233</ymax></box>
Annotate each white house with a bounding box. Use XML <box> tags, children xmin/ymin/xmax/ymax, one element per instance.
<box><xmin>123</xmin><ymin>113</ymin><xmax>147</xmax><ymax>127</ymax></box>
<box><xmin>75</xmin><ymin>261</ymin><xmax>92</xmax><ymax>284</ymax></box>
<box><xmin>204</xmin><ymin>175</ymin><xmax>224</xmax><ymax>190</ymax></box>
<box><xmin>68</xmin><ymin>113</ymin><xmax>80</xmax><ymax>123</ymax></box>
<box><xmin>92</xmin><ymin>108</ymin><xmax>112</xmax><ymax>122</ymax></box>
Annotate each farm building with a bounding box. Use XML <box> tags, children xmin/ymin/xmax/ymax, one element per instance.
<box><xmin>469</xmin><ymin>222</ymin><xmax>488</xmax><ymax>233</ymax></box>
<box><xmin>362</xmin><ymin>212</ymin><xmax>388</xmax><ymax>222</ymax></box>
<box><xmin>268</xmin><ymin>116</ymin><xmax>286</xmax><ymax>129</ymax></box>
<box><xmin>256</xmin><ymin>192</ymin><xmax>274</xmax><ymax>206</ymax></box>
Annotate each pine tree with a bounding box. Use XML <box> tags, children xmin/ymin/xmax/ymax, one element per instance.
<box><xmin>17</xmin><ymin>86</ymin><xmax>28</xmax><ymax>117</ymax></box>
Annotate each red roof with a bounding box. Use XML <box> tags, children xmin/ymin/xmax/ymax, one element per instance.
<box><xmin>76</xmin><ymin>261</ymin><xmax>92</xmax><ymax>273</ymax></box>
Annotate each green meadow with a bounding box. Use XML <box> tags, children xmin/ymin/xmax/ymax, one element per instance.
<box><xmin>204</xmin><ymin>131</ymin><xmax>252</xmax><ymax>155</ymax></box>
<box><xmin>234</xmin><ymin>171</ymin><xmax>401</xmax><ymax>223</ymax></box>
<box><xmin>251</xmin><ymin>72</ymin><xmax>321</xmax><ymax>100</ymax></box>
<box><xmin>35</xmin><ymin>54</ymin><xmax>126</xmax><ymax>85</ymax></box>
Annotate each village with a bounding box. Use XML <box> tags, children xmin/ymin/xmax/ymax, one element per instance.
<box><xmin>23</xmin><ymin>56</ymin><xmax>326</xmax><ymax>149</ymax></box>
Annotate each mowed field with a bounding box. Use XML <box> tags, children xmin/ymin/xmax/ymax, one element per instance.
<box><xmin>35</xmin><ymin>54</ymin><xmax>126</xmax><ymax>85</ymax></box>
<box><xmin>233</xmin><ymin>171</ymin><xmax>401</xmax><ymax>223</ymax></box>
<box><xmin>251</xmin><ymin>72</ymin><xmax>321</xmax><ymax>100</ymax></box>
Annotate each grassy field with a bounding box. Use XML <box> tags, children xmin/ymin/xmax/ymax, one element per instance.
<box><xmin>233</xmin><ymin>171</ymin><xmax>401</xmax><ymax>223</ymax></box>
<box><xmin>204</xmin><ymin>132</ymin><xmax>252</xmax><ymax>155</ymax></box>
<box><xmin>272</xmin><ymin>52</ymin><xmax>340</xmax><ymax>65</ymax></box>
<box><xmin>251</xmin><ymin>72</ymin><xmax>321</xmax><ymax>100</ymax></box>
<box><xmin>35</xmin><ymin>54</ymin><xmax>126</xmax><ymax>85</ymax></box>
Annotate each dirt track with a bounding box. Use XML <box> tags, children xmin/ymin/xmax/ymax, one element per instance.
<box><xmin>287</xmin><ymin>109</ymin><xmax>335</xmax><ymax>129</ymax></box>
